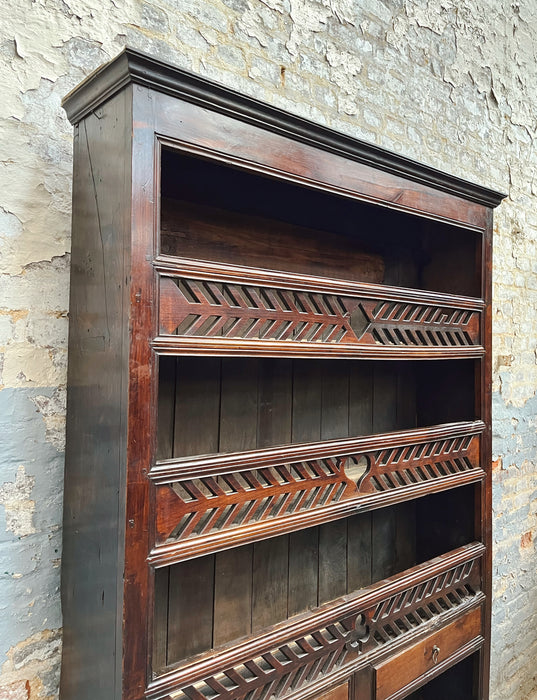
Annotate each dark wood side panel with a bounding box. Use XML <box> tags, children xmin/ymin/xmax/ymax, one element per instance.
<box><xmin>61</xmin><ymin>89</ymin><xmax>132</xmax><ymax>700</ymax></box>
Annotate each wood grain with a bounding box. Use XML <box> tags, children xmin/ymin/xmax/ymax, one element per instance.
<box><xmin>374</xmin><ymin>607</ymin><xmax>482</xmax><ymax>700</ymax></box>
<box><xmin>214</xmin><ymin>547</ymin><xmax>253</xmax><ymax>647</ymax></box>
<box><xmin>167</xmin><ymin>555</ymin><xmax>215</xmax><ymax>662</ymax></box>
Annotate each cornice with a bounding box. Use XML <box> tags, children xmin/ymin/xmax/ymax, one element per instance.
<box><xmin>62</xmin><ymin>48</ymin><xmax>506</xmax><ymax>208</ymax></box>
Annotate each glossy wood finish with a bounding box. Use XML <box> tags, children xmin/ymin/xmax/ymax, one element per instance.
<box><xmin>374</xmin><ymin>608</ymin><xmax>482</xmax><ymax>700</ymax></box>
<box><xmin>157</xmin><ymin>263</ymin><xmax>483</xmax><ymax>358</ymax></box>
<box><xmin>150</xmin><ymin>421</ymin><xmax>484</xmax><ymax>566</ymax></box>
<box><xmin>316</xmin><ymin>682</ymin><xmax>351</xmax><ymax>700</ymax></box>
<box><xmin>62</xmin><ymin>48</ymin><xmax>503</xmax><ymax>700</ymax></box>
<box><xmin>147</xmin><ymin>543</ymin><xmax>485</xmax><ymax>700</ymax></box>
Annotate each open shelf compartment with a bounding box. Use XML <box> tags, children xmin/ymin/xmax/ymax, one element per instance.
<box><xmin>150</xmin><ymin>537</ymin><xmax>485</xmax><ymax>699</ymax></box>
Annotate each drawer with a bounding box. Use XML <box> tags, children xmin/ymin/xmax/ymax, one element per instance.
<box><xmin>315</xmin><ymin>682</ymin><xmax>351</xmax><ymax>700</ymax></box>
<box><xmin>374</xmin><ymin>607</ymin><xmax>482</xmax><ymax>700</ymax></box>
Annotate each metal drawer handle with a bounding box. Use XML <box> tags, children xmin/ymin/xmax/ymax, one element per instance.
<box><xmin>432</xmin><ymin>645</ymin><xmax>440</xmax><ymax>665</ymax></box>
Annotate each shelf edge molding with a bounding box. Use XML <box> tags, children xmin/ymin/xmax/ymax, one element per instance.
<box><xmin>149</xmin><ymin>421</ymin><xmax>485</xmax><ymax>565</ymax></box>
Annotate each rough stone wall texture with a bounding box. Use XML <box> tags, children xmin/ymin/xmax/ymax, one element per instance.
<box><xmin>0</xmin><ymin>0</ymin><xmax>535</xmax><ymax>698</ymax></box>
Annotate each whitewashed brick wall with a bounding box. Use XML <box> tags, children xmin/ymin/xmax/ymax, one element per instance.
<box><xmin>1</xmin><ymin>1</ymin><xmax>535</xmax><ymax>698</ymax></box>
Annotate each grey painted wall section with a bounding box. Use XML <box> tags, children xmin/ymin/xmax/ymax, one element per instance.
<box><xmin>0</xmin><ymin>1</ymin><xmax>536</xmax><ymax>699</ymax></box>
<box><xmin>0</xmin><ymin>389</ymin><xmax>64</xmax><ymax>699</ymax></box>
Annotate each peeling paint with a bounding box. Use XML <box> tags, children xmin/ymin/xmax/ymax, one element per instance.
<box><xmin>0</xmin><ymin>467</ymin><xmax>35</xmax><ymax>538</ymax></box>
<box><xmin>1</xmin><ymin>0</ymin><xmax>537</xmax><ymax>698</ymax></box>
<box><xmin>29</xmin><ymin>390</ymin><xmax>66</xmax><ymax>453</ymax></box>
<box><xmin>0</xmin><ymin>631</ymin><xmax>61</xmax><ymax>700</ymax></box>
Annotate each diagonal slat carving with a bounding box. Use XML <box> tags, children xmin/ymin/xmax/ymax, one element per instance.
<box><xmin>359</xmin><ymin>299</ymin><xmax>480</xmax><ymax>347</ymax></box>
<box><xmin>159</xmin><ymin>274</ymin><xmax>481</xmax><ymax>351</ymax></box>
<box><xmin>363</xmin><ymin>559</ymin><xmax>480</xmax><ymax>652</ymax></box>
<box><xmin>359</xmin><ymin>433</ymin><xmax>480</xmax><ymax>494</ymax></box>
<box><xmin>160</xmin><ymin>277</ymin><xmax>362</xmax><ymax>344</ymax></box>
<box><xmin>148</xmin><ymin>545</ymin><xmax>484</xmax><ymax>700</ymax></box>
<box><xmin>153</xmin><ymin>424</ymin><xmax>482</xmax><ymax>550</ymax></box>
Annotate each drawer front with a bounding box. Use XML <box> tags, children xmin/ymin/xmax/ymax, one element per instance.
<box><xmin>316</xmin><ymin>682</ymin><xmax>351</xmax><ymax>700</ymax></box>
<box><xmin>374</xmin><ymin>607</ymin><xmax>482</xmax><ymax>700</ymax></box>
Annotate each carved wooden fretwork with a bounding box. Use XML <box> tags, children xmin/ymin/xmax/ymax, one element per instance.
<box><xmin>160</xmin><ymin>276</ymin><xmax>365</xmax><ymax>344</ymax></box>
<box><xmin>365</xmin><ymin>558</ymin><xmax>478</xmax><ymax>648</ymax></box>
<box><xmin>151</xmin><ymin>423</ymin><xmax>483</xmax><ymax>563</ymax></box>
<box><xmin>360</xmin><ymin>433</ymin><xmax>478</xmax><ymax>494</ymax></box>
<box><xmin>147</xmin><ymin>545</ymin><xmax>483</xmax><ymax>700</ymax></box>
<box><xmin>157</xmin><ymin>264</ymin><xmax>482</xmax><ymax>357</ymax></box>
<box><xmin>359</xmin><ymin>299</ymin><xmax>478</xmax><ymax>348</ymax></box>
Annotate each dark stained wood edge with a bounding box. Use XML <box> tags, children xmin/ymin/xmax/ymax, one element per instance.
<box><xmin>122</xmin><ymin>88</ymin><xmax>158</xmax><ymax>700</ymax></box>
<box><xmin>145</xmin><ymin>543</ymin><xmax>485</xmax><ymax>699</ymax></box>
<box><xmin>152</xmin><ymin>336</ymin><xmax>485</xmax><ymax>359</ymax></box>
<box><xmin>60</xmin><ymin>88</ymin><xmax>133</xmax><ymax>700</ymax></box>
<box><xmin>155</xmin><ymin>258</ymin><xmax>486</xmax><ymax>309</ymax></box>
<box><xmin>62</xmin><ymin>48</ymin><xmax>506</xmax><ymax>208</ymax></box>
<box><xmin>480</xmin><ymin>209</ymin><xmax>493</xmax><ymax>700</ymax></box>
<box><xmin>150</xmin><ymin>421</ymin><xmax>485</xmax><ymax>482</ymax></box>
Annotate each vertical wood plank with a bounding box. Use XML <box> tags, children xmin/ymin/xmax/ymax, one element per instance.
<box><xmin>353</xmin><ymin>667</ymin><xmax>374</xmax><ymax>700</ymax></box>
<box><xmin>318</xmin><ymin>519</ymin><xmax>347</xmax><ymax>604</ymax></box>
<box><xmin>167</xmin><ymin>556</ymin><xmax>215</xmax><ymax>663</ymax></box>
<box><xmin>394</xmin><ymin>501</ymin><xmax>416</xmax><ymax>573</ymax></box>
<box><xmin>288</xmin><ymin>527</ymin><xmax>319</xmax><ymax>616</ymax></box>
<box><xmin>321</xmin><ymin>361</ymin><xmax>350</xmax><ymax>440</ymax></box>
<box><xmin>371</xmin><ymin>509</ymin><xmax>396</xmax><ymax>582</ymax></box>
<box><xmin>371</xmin><ymin>363</ymin><xmax>397</xmax><ymax>583</ymax></box>
<box><xmin>372</xmin><ymin>365</ymin><xmax>397</xmax><ymax>433</ymax></box>
<box><xmin>252</xmin><ymin>536</ymin><xmax>289</xmax><ymax>632</ymax></box>
<box><xmin>257</xmin><ymin>359</ymin><xmax>293</xmax><ymax>448</ymax></box>
<box><xmin>213</xmin><ymin>546</ymin><xmax>253</xmax><ymax>647</ymax></box>
<box><xmin>173</xmin><ymin>357</ymin><xmax>221</xmax><ymax>457</ymax></box>
<box><xmin>396</xmin><ymin>364</ymin><xmax>416</xmax><ymax>430</ymax></box>
<box><xmin>157</xmin><ymin>357</ymin><xmax>176</xmax><ymax>460</ymax></box>
<box><xmin>220</xmin><ymin>358</ymin><xmax>259</xmax><ymax>452</ymax></box>
<box><xmin>292</xmin><ymin>360</ymin><xmax>322</xmax><ymax>442</ymax></box>
<box><xmin>347</xmin><ymin>513</ymin><xmax>372</xmax><ymax>592</ymax></box>
<box><xmin>152</xmin><ymin>567</ymin><xmax>169</xmax><ymax>672</ymax></box>
<box><xmin>349</xmin><ymin>362</ymin><xmax>373</xmax><ymax>437</ymax></box>
<box><xmin>348</xmin><ymin>363</ymin><xmax>373</xmax><ymax>596</ymax></box>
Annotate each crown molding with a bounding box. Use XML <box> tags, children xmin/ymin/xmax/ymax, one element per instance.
<box><xmin>62</xmin><ymin>47</ymin><xmax>506</xmax><ymax>208</ymax></box>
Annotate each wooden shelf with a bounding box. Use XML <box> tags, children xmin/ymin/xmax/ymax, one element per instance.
<box><xmin>156</xmin><ymin>259</ymin><xmax>483</xmax><ymax>360</ymax></box>
<box><xmin>147</xmin><ymin>543</ymin><xmax>485</xmax><ymax>700</ymax></box>
<box><xmin>149</xmin><ymin>421</ymin><xmax>484</xmax><ymax>566</ymax></box>
<box><xmin>61</xmin><ymin>48</ymin><xmax>501</xmax><ymax>700</ymax></box>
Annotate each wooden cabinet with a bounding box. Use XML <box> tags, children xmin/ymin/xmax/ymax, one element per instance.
<box><xmin>60</xmin><ymin>48</ymin><xmax>504</xmax><ymax>700</ymax></box>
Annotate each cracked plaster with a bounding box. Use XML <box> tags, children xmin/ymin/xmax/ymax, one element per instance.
<box><xmin>1</xmin><ymin>0</ymin><xmax>537</xmax><ymax>698</ymax></box>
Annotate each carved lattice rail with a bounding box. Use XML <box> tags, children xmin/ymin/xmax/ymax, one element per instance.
<box><xmin>149</xmin><ymin>421</ymin><xmax>484</xmax><ymax>566</ymax></box>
